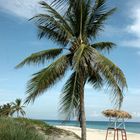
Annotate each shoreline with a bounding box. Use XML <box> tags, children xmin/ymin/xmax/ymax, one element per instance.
<box><xmin>56</xmin><ymin>125</ymin><xmax>140</xmax><ymax>140</ymax></box>
<box><xmin>54</xmin><ymin>124</ymin><xmax>140</xmax><ymax>134</ymax></box>
<box><xmin>45</xmin><ymin>120</ymin><xmax>140</xmax><ymax>134</ymax></box>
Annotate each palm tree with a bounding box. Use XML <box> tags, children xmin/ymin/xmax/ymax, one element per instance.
<box><xmin>16</xmin><ymin>0</ymin><xmax>127</xmax><ymax>139</ymax></box>
<box><xmin>11</xmin><ymin>99</ymin><xmax>26</xmax><ymax>117</ymax></box>
<box><xmin>0</xmin><ymin>103</ymin><xmax>13</xmax><ymax>117</ymax></box>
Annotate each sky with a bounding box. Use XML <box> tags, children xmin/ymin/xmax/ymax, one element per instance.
<box><xmin>0</xmin><ymin>0</ymin><xmax>140</xmax><ymax>121</ymax></box>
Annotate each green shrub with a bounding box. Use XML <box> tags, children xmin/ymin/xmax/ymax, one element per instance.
<box><xmin>0</xmin><ymin>118</ymin><xmax>45</xmax><ymax>140</ymax></box>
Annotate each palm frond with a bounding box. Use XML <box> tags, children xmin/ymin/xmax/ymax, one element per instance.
<box><xmin>51</xmin><ymin>0</ymin><xmax>68</xmax><ymax>5</ymax></box>
<box><xmin>39</xmin><ymin>1</ymin><xmax>67</xmax><ymax>21</ymax></box>
<box><xmin>66</xmin><ymin>1</ymin><xmax>82</xmax><ymax>38</ymax></box>
<box><xmin>30</xmin><ymin>1</ymin><xmax>73</xmax><ymax>46</ymax></box>
<box><xmin>96</xmin><ymin>54</ymin><xmax>127</xmax><ymax>108</ymax></box>
<box><xmin>100</xmin><ymin>55</ymin><xmax>127</xmax><ymax>89</ymax></box>
<box><xmin>25</xmin><ymin>55</ymin><xmax>70</xmax><ymax>103</ymax></box>
<box><xmin>59</xmin><ymin>72</ymin><xmax>80</xmax><ymax>120</ymax></box>
<box><xmin>15</xmin><ymin>99</ymin><xmax>22</xmax><ymax>106</ymax></box>
<box><xmin>20</xmin><ymin>109</ymin><xmax>26</xmax><ymax>116</ymax></box>
<box><xmin>86</xmin><ymin>2</ymin><xmax>116</xmax><ymax>38</ymax></box>
<box><xmin>92</xmin><ymin>8</ymin><xmax>116</xmax><ymax>37</ymax></box>
<box><xmin>73</xmin><ymin>44</ymin><xmax>86</xmax><ymax>71</ymax></box>
<box><xmin>32</xmin><ymin>14</ymin><xmax>72</xmax><ymax>37</ymax></box>
<box><xmin>87</xmin><ymin>69</ymin><xmax>103</xmax><ymax>89</ymax></box>
<box><xmin>38</xmin><ymin>25</ymin><xmax>69</xmax><ymax>46</ymax></box>
<box><xmin>95</xmin><ymin>0</ymin><xmax>106</xmax><ymax>8</ymax></box>
<box><xmin>51</xmin><ymin>0</ymin><xmax>75</xmax><ymax>8</ymax></box>
<box><xmin>39</xmin><ymin>1</ymin><xmax>73</xmax><ymax>35</ymax></box>
<box><xmin>91</xmin><ymin>42</ymin><xmax>116</xmax><ymax>53</ymax></box>
<box><xmin>73</xmin><ymin>44</ymin><xmax>99</xmax><ymax>72</ymax></box>
<box><xmin>16</xmin><ymin>48</ymin><xmax>63</xmax><ymax>68</ymax></box>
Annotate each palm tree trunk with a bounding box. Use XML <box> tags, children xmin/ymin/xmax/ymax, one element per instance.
<box><xmin>80</xmin><ymin>84</ymin><xmax>86</xmax><ymax>140</ymax></box>
<box><xmin>17</xmin><ymin>111</ymin><xmax>19</xmax><ymax>118</ymax></box>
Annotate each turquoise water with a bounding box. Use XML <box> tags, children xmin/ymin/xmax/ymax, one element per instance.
<box><xmin>44</xmin><ymin>120</ymin><xmax>140</xmax><ymax>134</ymax></box>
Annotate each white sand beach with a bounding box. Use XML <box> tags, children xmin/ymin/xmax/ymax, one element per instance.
<box><xmin>56</xmin><ymin>126</ymin><xmax>140</xmax><ymax>140</ymax></box>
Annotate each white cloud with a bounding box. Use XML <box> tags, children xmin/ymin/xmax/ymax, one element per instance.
<box><xmin>0</xmin><ymin>0</ymin><xmax>44</xmax><ymax>18</ymax></box>
<box><xmin>121</xmin><ymin>39</ymin><xmax>140</xmax><ymax>48</ymax></box>
<box><xmin>123</xmin><ymin>2</ymin><xmax>140</xmax><ymax>50</ymax></box>
<box><xmin>127</xmin><ymin>8</ymin><xmax>140</xmax><ymax>38</ymax></box>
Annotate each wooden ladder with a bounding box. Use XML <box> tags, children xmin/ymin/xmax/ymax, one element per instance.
<box><xmin>105</xmin><ymin>128</ymin><xmax>127</xmax><ymax>140</ymax></box>
<box><xmin>121</xmin><ymin>129</ymin><xmax>127</xmax><ymax>140</ymax></box>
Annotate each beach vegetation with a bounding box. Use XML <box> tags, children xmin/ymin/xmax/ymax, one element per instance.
<box><xmin>0</xmin><ymin>117</ymin><xmax>80</xmax><ymax>140</ymax></box>
<box><xmin>0</xmin><ymin>118</ymin><xmax>44</xmax><ymax>140</ymax></box>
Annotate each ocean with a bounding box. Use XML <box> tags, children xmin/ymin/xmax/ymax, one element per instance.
<box><xmin>44</xmin><ymin>120</ymin><xmax>140</xmax><ymax>134</ymax></box>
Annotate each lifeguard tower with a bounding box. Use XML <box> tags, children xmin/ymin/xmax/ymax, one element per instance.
<box><xmin>102</xmin><ymin>109</ymin><xmax>132</xmax><ymax>140</ymax></box>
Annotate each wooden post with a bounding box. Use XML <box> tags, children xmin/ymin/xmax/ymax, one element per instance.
<box><xmin>105</xmin><ymin>128</ymin><xmax>109</xmax><ymax>140</ymax></box>
<box><xmin>114</xmin><ymin>129</ymin><xmax>116</xmax><ymax>140</ymax></box>
<box><xmin>117</xmin><ymin>129</ymin><xmax>119</xmax><ymax>140</ymax></box>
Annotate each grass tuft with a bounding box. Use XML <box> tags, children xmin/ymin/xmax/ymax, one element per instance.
<box><xmin>0</xmin><ymin>117</ymin><xmax>44</xmax><ymax>140</ymax></box>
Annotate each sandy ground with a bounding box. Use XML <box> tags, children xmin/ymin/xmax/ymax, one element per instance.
<box><xmin>56</xmin><ymin>126</ymin><xmax>140</xmax><ymax>140</ymax></box>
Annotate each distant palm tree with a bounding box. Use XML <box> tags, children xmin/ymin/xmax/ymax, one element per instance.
<box><xmin>0</xmin><ymin>103</ymin><xmax>13</xmax><ymax>117</ymax></box>
<box><xmin>11</xmin><ymin>99</ymin><xmax>26</xmax><ymax>117</ymax></box>
<box><xmin>16</xmin><ymin>0</ymin><xmax>127</xmax><ymax>139</ymax></box>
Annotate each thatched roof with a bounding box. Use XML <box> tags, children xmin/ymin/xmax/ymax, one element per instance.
<box><xmin>102</xmin><ymin>109</ymin><xmax>132</xmax><ymax>119</ymax></box>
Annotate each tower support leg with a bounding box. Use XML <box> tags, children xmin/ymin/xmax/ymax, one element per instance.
<box><xmin>105</xmin><ymin>128</ymin><xmax>109</xmax><ymax>140</ymax></box>
<box><xmin>117</xmin><ymin>129</ymin><xmax>119</xmax><ymax>140</ymax></box>
<box><xmin>114</xmin><ymin>129</ymin><xmax>116</xmax><ymax>140</ymax></box>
